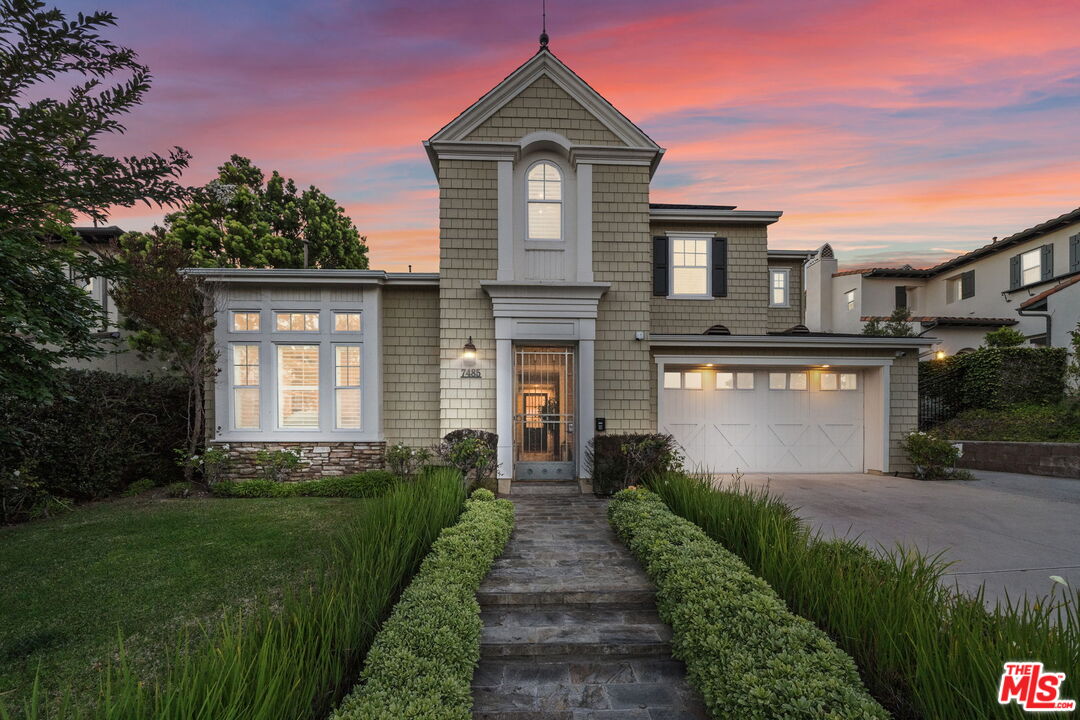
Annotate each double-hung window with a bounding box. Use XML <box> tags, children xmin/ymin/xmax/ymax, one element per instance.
<box><xmin>845</xmin><ymin>289</ymin><xmax>856</xmax><ymax>311</ymax></box>
<box><xmin>769</xmin><ymin>268</ymin><xmax>790</xmax><ymax>307</ymax></box>
<box><xmin>672</xmin><ymin>238</ymin><xmax>709</xmax><ymax>296</ymax></box>
<box><xmin>232</xmin><ymin>345</ymin><xmax>260</xmax><ymax>429</ymax></box>
<box><xmin>1020</xmin><ymin>249</ymin><xmax>1041</xmax><ymax>286</ymax></box>
<box><xmin>277</xmin><ymin>345</ymin><xmax>319</xmax><ymax>429</ymax></box>
<box><xmin>334</xmin><ymin>346</ymin><xmax>361</xmax><ymax>429</ymax></box>
<box><xmin>527</xmin><ymin>161</ymin><xmax>562</xmax><ymax>241</ymax></box>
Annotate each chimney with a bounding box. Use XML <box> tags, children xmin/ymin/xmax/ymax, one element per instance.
<box><xmin>804</xmin><ymin>243</ymin><xmax>838</xmax><ymax>332</ymax></box>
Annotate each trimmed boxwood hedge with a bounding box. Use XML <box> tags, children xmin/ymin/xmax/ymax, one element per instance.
<box><xmin>211</xmin><ymin>470</ymin><xmax>399</xmax><ymax>498</ymax></box>
<box><xmin>329</xmin><ymin>488</ymin><xmax>514</xmax><ymax>720</ymax></box>
<box><xmin>608</xmin><ymin>487</ymin><xmax>888</xmax><ymax>720</ymax></box>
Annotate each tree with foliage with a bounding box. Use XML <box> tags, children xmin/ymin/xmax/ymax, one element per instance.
<box><xmin>861</xmin><ymin>308</ymin><xmax>916</xmax><ymax>337</ymax></box>
<box><xmin>111</xmin><ymin>233</ymin><xmax>217</xmax><ymax>481</ymax></box>
<box><xmin>1066</xmin><ymin>320</ymin><xmax>1080</xmax><ymax>396</ymax></box>
<box><xmin>982</xmin><ymin>326</ymin><xmax>1026</xmax><ymax>348</ymax></box>
<box><xmin>130</xmin><ymin>154</ymin><xmax>368</xmax><ymax>269</ymax></box>
<box><xmin>0</xmin><ymin>0</ymin><xmax>189</xmax><ymax>403</ymax></box>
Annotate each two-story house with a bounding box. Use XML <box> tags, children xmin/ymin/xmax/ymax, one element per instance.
<box><xmin>806</xmin><ymin>208</ymin><xmax>1080</xmax><ymax>357</ymax></box>
<box><xmin>191</xmin><ymin>45</ymin><xmax>931</xmax><ymax>489</ymax></box>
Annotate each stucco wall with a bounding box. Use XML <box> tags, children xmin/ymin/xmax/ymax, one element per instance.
<box><xmin>463</xmin><ymin>75</ymin><xmax>625</xmax><ymax>146</ymax></box>
<box><xmin>648</xmin><ymin>222</ymin><xmax>770</xmax><ymax>335</ymax></box>
<box><xmin>766</xmin><ymin>257</ymin><xmax>805</xmax><ymax>332</ymax></box>
<box><xmin>593</xmin><ymin>164</ymin><xmax>653</xmax><ymax>433</ymax></box>
<box><xmin>438</xmin><ymin>159</ymin><xmax>498</xmax><ymax>435</ymax></box>
<box><xmin>383</xmin><ymin>285</ymin><xmax>441</xmax><ymax>447</ymax></box>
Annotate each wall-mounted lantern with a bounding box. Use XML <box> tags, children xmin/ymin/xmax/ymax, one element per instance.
<box><xmin>935</xmin><ymin>350</ymin><xmax>946</xmax><ymax>360</ymax></box>
<box><xmin>462</xmin><ymin>336</ymin><xmax>477</xmax><ymax>366</ymax></box>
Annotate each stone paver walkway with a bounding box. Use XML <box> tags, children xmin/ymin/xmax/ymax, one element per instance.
<box><xmin>471</xmin><ymin>481</ymin><xmax>706</xmax><ymax>720</ymax></box>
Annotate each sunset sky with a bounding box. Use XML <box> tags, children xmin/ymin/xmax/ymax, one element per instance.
<box><xmin>62</xmin><ymin>0</ymin><xmax>1080</xmax><ymax>271</ymax></box>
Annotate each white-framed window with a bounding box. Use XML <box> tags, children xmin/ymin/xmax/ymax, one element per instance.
<box><xmin>717</xmin><ymin>371</ymin><xmax>755</xmax><ymax>390</ymax></box>
<box><xmin>231</xmin><ymin>311</ymin><xmax>261</xmax><ymax>332</ymax></box>
<box><xmin>845</xmin><ymin>289</ymin><xmax>856</xmax><ymax>311</ymax></box>
<box><xmin>1020</xmin><ymin>249</ymin><xmax>1041</xmax><ymax>286</ymax></box>
<box><xmin>769</xmin><ymin>268</ymin><xmax>790</xmax><ymax>307</ymax></box>
<box><xmin>663</xmin><ymin>371</ymin><xmax>682</xmax><ymax>389</ymax></box>
<box><xmin>277</xmin><ymin>344</ymin><xmax>319</xmax><ymax>428</ymax></box>
<box><xmin>275</xmin><ymin>312</ymin><xmax>319</xmax><ymax>332</ymax></box>
<box><xmin>736</xmin><ymin>372</ymin><xmax>754</xmax><ymax>390</ymax></box>
<box><xmin>526</xmin><ymin>161</ymin><xmax>562</xmax><ymax>241</ymax></box>
<box><xmin>334</xmin><ymin>345</ymin><xmax>361</xmax><ymax>429</ymax></box>
<box><xmin>333</xmin><ymin>312</ymin><xmax>362</xmax><ymax>332</ymax></box>
<box><xmin>788</xmin><ymin>372</ymin><xmax>807</xmax><ymax>390</ymax></box>
<box><xmin>769</xmin><ymin>372</ymin><xmax>787</xmax><ymax>390</ymax></box>
<box><xmin>683</xmin><ymin>372</ymin><xmax>703</xmax><ymax>390</ymax></box>
<box><xmin>231</xmin><ymin>344</ymin><xmax>260</xmax><ymax>429</ymax></box>
<box><xmin>840</xmin><ymin>372</ymin><xmax>858</xmax><ymax>390</ymax></box>
<box><xmin>820</xmin><ymin>372</ymin><xmax>838</xmax><ymax>391</ymax></box>
<box><xmin>716</xmin><ymin>372</ymin><xmax>734</xmax><ymax>390</ymax></box>
<box><xmin>671</xmin><ymin>237</ymin><xmax>709</xmax><ymax>296</ymax></box>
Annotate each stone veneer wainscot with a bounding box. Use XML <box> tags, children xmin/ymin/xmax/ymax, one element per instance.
<box><xmin>212</xmin><ymin>441</ymin><xmax>386</xmax><ymax>481</ymax></box>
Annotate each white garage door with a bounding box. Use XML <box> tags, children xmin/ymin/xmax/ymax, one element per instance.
<box><xmin>660</xmin><ymin>367</ymin><xmax>864</xmax><ymax>473</ymax></box>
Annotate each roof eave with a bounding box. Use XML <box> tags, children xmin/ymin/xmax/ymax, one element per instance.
<box><xmin>649</xmin><ymin>334</ymin><xmax>935</xmax><ymax>349</ymax></box>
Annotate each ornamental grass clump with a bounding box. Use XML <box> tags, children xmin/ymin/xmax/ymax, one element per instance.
<box><xmin>330</xmin><ymin>487</ymin><xmax>514</xmax><ymax>720</ymax></box>
<box><xmin>608</xmin><ymin>487</ymin><xmax>888</xmax><ymax>720</ymax></box>
<box><xmin>4</xmin><ymin>468</ymin><xmax>466</xmax><ymax>720</ymax></box>
<box><xmin>649</xmin><ymin>471</ymin><xmax>1080</xmax><ymax>720</ymax></box>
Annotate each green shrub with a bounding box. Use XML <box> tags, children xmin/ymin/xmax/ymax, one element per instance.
<box><xmin>0</xmin><ymin>370</ymin><xmax>187</xmax><ymax>518</ymax></box>
<box><xmin>383</xmin><ymin>442</ymin><xmax>433</xmax><ymax>478</ymax></box>
<box><xmin>163</xmin><ymin>481</ymin><xmax>193</xmax><ymax>499</ymax></box>
<box><xmin>253</xmin><ymin>448</ymin><xmax>304</xmax><ymax>482</ymax></box>
<box><xmin>936</xmin><ymin>402</ymin><xmax>1080</xmax><ymax>442</ymax></box>
<box><xmin>436</xmin><ymin>430</ymin><xmax>497</xmax><ymax>489</ymax></box>
<box><xmin>122</xmin><ymin>479</ymin><xmax>155</xmax><ymax>497</ymax></box>
<box><xmin>608</xmin><ymin>487</ymin><xmax>888</xmax><ymax>719</ymax></box>
<box><xmin>921</xmin><ymin>347</ymin><xmax>1067</xmax><ymax>417</ymax></box>
<box><xmin>212</xmin><ymin>470</ymin><xmax>400</xmax><ymax>499</ymax></box>
<box><xmin>6</xmin><ymin>468</ymin><xmax>468</xmax><ymax>720</ymax></box>
<box><xmin>585</xmin><ymin>433</ymin><xmax>681</xmax><ymax>496</ymax></box>
<box><xmin>983</xmin><ymin>326</ymin><xmax>1026</xmax><ymax>347</ymax></box>
<box><xmin>901</xmin><ymin>431</ymin><xmax>969</xmax><ymax>480</ymax></box>
<box><xmin>175</xmin><ymin>445</ymin><xmax>232</xmax><ymax>486</ymax></box>
<box><xmin>649</xmin><ymin>471</ymin><xmax>1080</xmax><ymax>719</ymax></box>
<box><xmin>330</xmin><ymin>488</ymin><xmax>514</xmax><ymax>720</ymax></box>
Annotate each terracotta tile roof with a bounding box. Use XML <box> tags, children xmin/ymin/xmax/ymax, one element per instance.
<box><xmin>833</xmin><ymin>268</ymin><xmax>876</xmax><ymax>277</ymax></box>
<box><xmin>1019</xmin><ymin>274</ymin><xmax>1080</xmax><ymax>309</ymax></box>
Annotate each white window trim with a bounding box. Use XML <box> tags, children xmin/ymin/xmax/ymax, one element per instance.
<box><xmin>230</xmin><ymin>343</ymin><xmax>261</xmax><ymax>429</ymax></box>
<box><xmin>1020</xmin><ymin>248</ymin><xmax>1042</xmax><ymax>286</ymax></box>
<box><xmin>768</xmin><ymin>267</ymin><xmax>790</xmax><ymax>308</ymax></box>
<box><xmin>525</xmin><ymin>159</ymin><xmax>564</xmax><ymax>243</ymax></box>
<box><xmin>845</xmin><ymin>289</ymin><xmax>857</xmax><ymax>311</ymax></box>
<box><xmin>214</xmin><ymin>292</ymin><xmax>381</xmax><ymax>442</ymax></box>
<box><xmin>332</xmin><ymin>343</ymin><xmax>363</xmax><ymax>430</ymax></box>
<box><xmin>276</xmin><ymin>343</ymin><xmax>321</xmax><ymax>431</ymax></box>
<box><xmin>667</xmin><ymin>230</ymin><xmax>714</xmax><ymax>300</ymax></box>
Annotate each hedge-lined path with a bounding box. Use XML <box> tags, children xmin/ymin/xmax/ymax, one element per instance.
<box><xmin>471</xmin><ymin>481</ymin><xmax>706</xmax><ymax>720</ymax></box>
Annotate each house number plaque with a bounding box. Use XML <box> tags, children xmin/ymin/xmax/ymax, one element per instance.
<box><xmin>460</xmin><ymin>368</ymin><xmax>482</xmax><ymax>379</ymax></box>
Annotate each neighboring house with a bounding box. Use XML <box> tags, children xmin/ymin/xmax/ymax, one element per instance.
<box><xmin>191</xmin><ymin>45</ymin><xmax>932</xmax><ymax>488</ymax></box>
<box><xmin>805</xmin><ymin>208</ymin><xmax>1080</xmax><ymax>356</ymax></box>
<box><xmin>58</xmin><ymin>226</ymin><xmax>162</xmax><ymax>375</ymax></box>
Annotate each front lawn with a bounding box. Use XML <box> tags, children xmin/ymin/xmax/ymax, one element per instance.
<box><xmin>0</xmin><ymin>495</ymin><xmax>366</xmax><ymax>712</ymax></box>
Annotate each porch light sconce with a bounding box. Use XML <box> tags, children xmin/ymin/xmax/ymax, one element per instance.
<box><xmin>935</xmin><ymin>350</ymin><xmax>946</xmax><ymax>361</ymax></box>
<box><xmin>462</xmin><ymin>336</ymin><xmax>477</xmax><ymax>366</ymax></box>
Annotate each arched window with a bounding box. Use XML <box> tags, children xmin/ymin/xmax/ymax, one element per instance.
<box><xmin>526</xmin><ymin>161</ymin><xmax>562</xmax><ymax>240</ymax></box>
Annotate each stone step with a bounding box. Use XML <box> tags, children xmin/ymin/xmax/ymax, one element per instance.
<box><xmin>512</xmin><ymin>481</ymin><xmax>581</xmax><ymax>496</ymax></box>
<box><xmin>472</xmin><ymin>658</ymin><xmax>705</xmax><ymax>720</ymax></box>
<box><xmin>478</xmin><ymin>589</ymin><xmax>657</xmax><ymax>609</ymax></box>
<box><xmin>480</xmin><ymin>621</ymin><xmax>672</xmax><ymax>659</ymax></box>
<box><xmin>481</xmin><ymin>605</ymin><xmax>662</xmax><ymax>628</ymax></box>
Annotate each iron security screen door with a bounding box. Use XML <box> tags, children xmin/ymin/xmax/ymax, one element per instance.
<box><xmin>514</xmin><ymin>346</ymin><xmax>575</xmax><ymax>480</ymax></box>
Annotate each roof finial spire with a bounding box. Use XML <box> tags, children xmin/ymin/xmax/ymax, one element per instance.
<box><xmin>539</xmin><ymin>0</ymin><xmax>549</xmax><ymax>49</ymax></box>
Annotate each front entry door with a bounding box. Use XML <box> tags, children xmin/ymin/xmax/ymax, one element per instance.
<box><xmin>514</xmin><ymin>346</ymin><xmax>575</xmax><ymax>480</ymax></box>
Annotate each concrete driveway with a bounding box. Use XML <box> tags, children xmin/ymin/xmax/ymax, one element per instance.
<box><xmin>734</xmin><ymin>470</ymin><xmax>1080</xmax><ymax>605</ymax></box>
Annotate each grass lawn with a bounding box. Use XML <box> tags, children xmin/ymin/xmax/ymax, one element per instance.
<box><xmin>0</xmin><ymin>495</ymin><xmax>366</xmax><ymax>712</ymax></box>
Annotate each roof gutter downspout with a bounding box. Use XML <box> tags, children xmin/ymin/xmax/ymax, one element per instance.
<box><xmin>1017</xmin><ymin>308</ymin><xmax>1052</xmax><ymax>346</ymax></box>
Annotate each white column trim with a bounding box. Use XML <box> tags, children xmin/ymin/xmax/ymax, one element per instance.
<box><xmin>497</xmin><ymin>160</ymin><xmax>513</xmax><ymax>281</ymax></box>
<box><xmin>881</xmin><ymin>363</ymin><xmax>891</xmax><ymax>472</ymax></box>
<box><xmin>495</xmin><ymin>337</ymin><xmax>513</xmax><ymax>481</ymax></box>
<box><xmin>576</xmin><ymin>162</ymin><xmax>593</xmax><ymax>282</ymax></box>
<box><xmin>577</xmin><ymin>321</ymin><xmax>596</xmax><ymax>479</ymax></box>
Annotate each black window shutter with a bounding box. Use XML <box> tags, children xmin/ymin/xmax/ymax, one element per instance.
<box><xmin>1009</xmin><ymin>255</ymin><xmax>1021</xmax><ymax>289</ymax></box>
<box><xmin>1041</xmin><ymin>243</ymin><xmax>1054</xmax><ymax>280</ymax></box>
<box><xmin>652</xmin><ymin>236</ymin><xmax>669</xmax><ymax>297</ymax></box>
<box><xmin>711</xmin><ymin>237</ymin><xmax>728</xmax><ymax>297</ymax></box>
<box><xmin>1070</xmin><ymin>234</ymin><xmax>1080</xmax><ymax>273</ymax></box>
<box><xmin>961</xmin><ymin>270</ymin><xmax>975</xmax><ymax>299</ymax></box>
<box><xmin>894</xmin><ymin>285</ymin><xmax>907</xmax><ymax>310</ymax></box>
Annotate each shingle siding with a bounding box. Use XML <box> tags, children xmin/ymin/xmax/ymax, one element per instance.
<box><xmin>593</xmin><ymin>164</ymin><xmax>653</xmax><ymax>433</ymax></box>
<box><xmin>766</xmin><ymin>257</ymin><xmax>804</xmax><ymax>332</ymax></box>
<box><xmin>383</xmin><ymin>285</ymin><xmax>440</xmax><ymax>447</ymax></box>
<box><xmin>463</xmin><ymin>75</ymin><xmax>625</xmax><ymax>146</ymax></box>
<box><xmin>438</xmin><ymin>159</ymin><xmax>498</xmax><ymax>436</ymax></box>
<box><xmin>649</xmin><ymin>222</ymin><xmax>771</xmax><ymax>335</ymax></box>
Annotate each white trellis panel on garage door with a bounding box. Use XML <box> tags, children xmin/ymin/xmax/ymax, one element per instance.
<box><xmin>660</xmin><ymin>368</ymin><xmax>863</xmax><ymax>473</ymax></box>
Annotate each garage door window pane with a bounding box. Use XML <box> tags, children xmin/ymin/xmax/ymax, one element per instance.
<box><xmin>769</xmin><ymin>372</ymin><xmax>786</xmax><ymax>390</ymax></box>
<box><xmin>789</xmin><ymin>372</ymin><xmax>807</xmax><ymax>390</ymax></box>
<box><xmin>663</xmin><ymin>371</ymin><xmax>681</xmax><ymax>389</ymax></box>
<box><xmin>716</xmin><ymin>372</ymin><xmax>734</xmax><ymax>390</ymax></box>
<box><xmin>683</xmin><ymin>372</ymin><xmax>702</xmax><ymax>390</ymax></box>
<box><xmin>820</xmin><ymin>372</ymin><xmax>838</xmax><ymax>391</ymax></box>
<box><xmin>736</xmin><ymin>372</ymin><xmax>754</xmax><ymax>390</ymax></box>
<box><xmin>840</xmin><ymin>373</ymin><xmax>858</xmax><ymax>390</ymax></box>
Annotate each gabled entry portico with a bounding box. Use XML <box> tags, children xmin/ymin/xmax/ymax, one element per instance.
<box><xmin>483</xmin><ymin>281</ymin><xmax>608</xmax><ymax>492</ymax></box>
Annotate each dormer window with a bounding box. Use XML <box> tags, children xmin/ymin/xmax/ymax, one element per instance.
<box><xmin>527</xmin><ymin>161</ymin><xmax>562</xmax><ymax>241</ymax></box>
